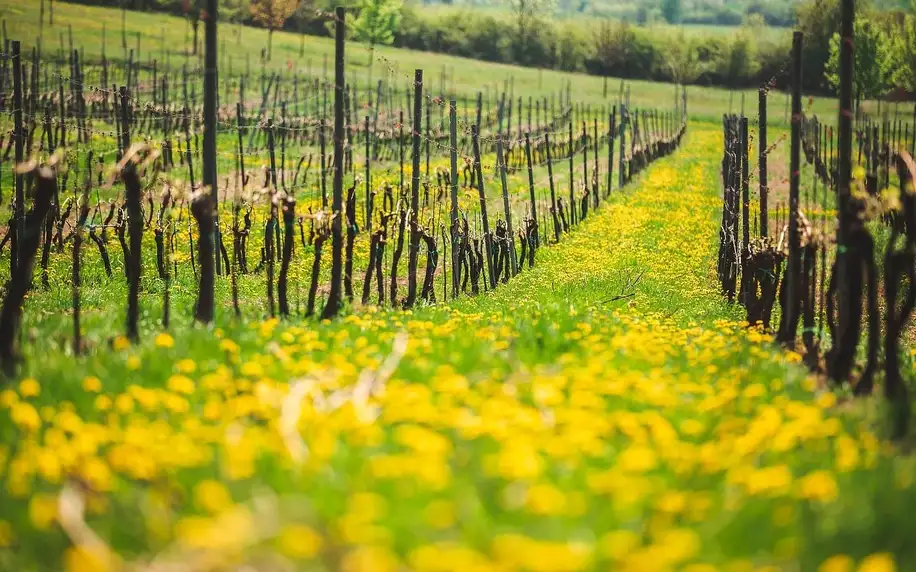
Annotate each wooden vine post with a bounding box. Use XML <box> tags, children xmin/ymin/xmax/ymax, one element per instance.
<box><xmin>12</xmin><ymin>40</ymin><xmax>23</xmax><ymax>277</ymax></box>
<box><xmin>204</xmin><ymin>0</ymin><xmax>220</xmax><ymax>276</ymax></box>
<box><xmin>322</xmin><ymin>6</ymin><xmax>345</xmax><ymax>319</ymax></box>
<box><xmin>497</xmin><ymin>136</ymin><xmax>518</xmax><ymax>275</ymax></box>
<box><xmin>739</xmin><ymin>117</ymin><xmax>751</xmax><ymax>307</ymax></box>
<box><xmin>777</xmin><ymin>32</ymin><xmax>803</xmax><ymax>347</ymax></box>
<box><xmin>449</xmin><ymin>98</ymin><xmax>460</xmax><ymax>298</ymax></box>
<box><xmin>471</xmin><ymin>124</ymin><xmax>495</xmax><ymax>289</ymax></box>
<box><xmin>827</xmin><ymin>0</ymin><xmax>863</xmax><ymax>383</ymax></box>
<box><xmin>405</xmin><ymin>69</ymin><xmax>423</xmax><ymax>308</ymax></box>
<box><xmin>193</xmin><ymin>0</ymin><xmax>217</xmax><ymax>324</ymax></box>
<box><xmin>525</xmin><ymin>132</ymin><xmax>538</xmax><ymax>248</ymax></box>
<box><xmin>758</xmin><ymin>88</ymin><xmax>768</xmax><ymax>237</ymax></box>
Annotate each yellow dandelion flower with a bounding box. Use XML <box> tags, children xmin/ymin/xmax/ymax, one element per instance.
<box><xmin>657</xmin><ymin>527</ymin><xmax>700</xmax><ymax>563</ymax></box>
<box><xmin>240</xmin><ymin>360</ymin><xmax>264</xmax><ymax>378</ymax></box>
<box><xmin>816</xmin><ymin>392</ymin><xmax>837</xmax><ymax>409</ymax></box>
<box><xmin>167</xmin><ymin>374</ymin><xmax>195</xmax><ymax>395</ymax></box>
<box><xmin>220</xmin><ymin>339</ymin><xmax>240</xmax><ymax>353</ymax></box>
<box><xmin>618</xmin><ymin>446</ymin><xmax>658</xmax><ymax>473</ymax></box>
<box><xmin>82</xmin><ymin>376</ymin><xmax>102</xmax><ymax>393</ymax></box>
<box><xmin>94</xmin><ymin>395</ymin><xmax>112</xmax><ymax>412</ymax></box>
<box><xmin>797</xmin><ymin>470</ymin><xmax>838</xmax><ymax>503</ymax></box>
<box><xmin>276</xmin><ymin>524</ymin><xmax>323</xmax><ymax>559</ymax></box>
<box><xmin>114</xmin><ymin>394</ymin><xmax>134</xmax><ymax>414</ymax></box>
<box><xmin>28</xmin><ymin>494</ymin><xmax>58</xmax><ymax>530</ymax></box>
<box><xmin>525</xmin><ymin>483</ymin><xmax>567</xmax><ymax>516</ymax></box>
<box><xmin>858</xmin><ymin>553</ymin><xmax>896</xmax><ymax>572</ymax></box>
<box><xmin>599</xmin><ymin>530</ymin><xmax>640</xmax><ymax>560</ymax></box>
<box><xmin>819</xmin><ymin>555</ymin><xmax>854</xmax><ymax>572</ymax></box>
<box><xmin>154</xmin><ymin>332</ymin><xmax>175</xmax><ymax>348</ymax></box>
<box><xmin>0</xmin><ymin>389</ymin><xmax>18</xmax><ymax>408</ymax></box>
<box><xmin>11</xmin><ymin>402</ymin><xmax>41</xmax><ymax>432</ymax></box>
<box><xmin>341</xmin><ymin>545</ymin><xmax>399</xmax><ymax>572</ymax></box>
<box><xmin>193</xmin><ymin>480</ymin><xmax>233</xmax><ymax>514</ymax></box>
<box><xmin>175</xmin><ymin>358</ymin><xmax>197</xmax><ymax>374</ymax></box>
<box><xmin>19</xmin><ymin>378</ymin><xmax>40</xmax><ymax>398</ymax></box>
<box><xmin>63</xmin><ymin>546</ymin><xmax>117</xmax><ymax>572</ymax></box>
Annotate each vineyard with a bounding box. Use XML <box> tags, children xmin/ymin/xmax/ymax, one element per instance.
<box><xmin>1</xmin><ymin>0</ymin><xmax>916</xmax><ymax>570</ymax></box>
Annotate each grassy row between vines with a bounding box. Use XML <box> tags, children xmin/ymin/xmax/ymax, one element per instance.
<box><xmin>2</xmin><ymin>124</ymin><xmax>915</xmax><ymax>571</ymax></box>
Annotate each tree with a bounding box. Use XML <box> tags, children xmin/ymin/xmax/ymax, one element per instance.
<box><xmin>507</xmin><ymin>0</ymin><xmax>555</xmax><ymax>65</ymax></box>
<box><xmin>249</xmin><ymin>0</ymin><xmax>300</xmax><ymax>61</ymax></box>
<box><xmin>825</xmin><ymin>18</ymin><xmax>893</xmax><ymax>102</ymax></box>
<box><xmin>888</xmin><ymin>7</ymin><xmax>916</xmax><ymax>92</ymax></box>
<box><xmin>181</xmin><ymin>0</ymin><xmax>203</xmax><ymax>55</ymax></box>
<box><xmin>664</xmin><ymin>30</ymin><xmax>704</xmax><ymax>112</ymax></box>
<box><xmin>661</xmin><ymin>0</ymin><xmax>682</xmax><ymax>24</ymax></box>
<box><xmin>351</xmin><ymin>0</ymin><xmax>402</xmax><ymax>84</ymax></box>
<box><xmin>717</xmin><ymin>27</ymin><xmax>759</xmax><ymax>88</ymax></box>
<box><xmin>795</xmin><ymin>0</ymin><xmax>842</xmax><ymax>92</ymax></box>
<box><xmin>665</xmin><ymin>30</ymin><xmax>704</xmax><ymax>85</ymax></box>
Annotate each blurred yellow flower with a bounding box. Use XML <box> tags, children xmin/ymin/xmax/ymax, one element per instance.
<box><xmin>341</xmin><ymin>545</ymin><xmax>399</xmax><ymax>572</ymax></box>
<box><xmin>167</xmin><ymin>375</ymin><xmax>195</xmax><ymax>395</ymax></box>
<box><xmin>858</xmin><ymin>553</ymin><xmax>896</xmax><ymax>572</ymax></box>
<box><xmin>599</xmin><ymin>529</ymin><xmax>640</xmax><ymax>560</ymax></box>
<box><xmin>175</xmin><ymin>358</ymin><xmax>197</xmax><ymax>374</ymax></box>
<box><xmin>0</xmin><ymin>520</ymin><xmax>13</xmax><ymax>547</ymax></box>
<box><xmin>819</xmin><ymin>555</ymin><xmax>854</xmax><ymax>572</ymax></box>
<box><xmin>19</xmin><ymin>378</ymin><xmax>40</xmax><ymax>398</ymax></box>
<box><xmin>63</xmin><ymin>546</ymin><xmax>117</xmax><ymax>572</ymax></box>
<box><xmin>798</xmin><ymin>470</ymin><xmax>838</xmax><ymax>503</ymax></box>
<box><xmin>193</xmin><ymin>479</ymin><xmax>233</xmax><ymax>514</ymax></box>
<box><xmin>618</xmin><ymin>446</ymin><xmax>658</xmax><ymax>473</ymax></box>
<box><xmin>154</xmin><ymin>332</ymin><xmax>175</xmax><ymax>348</ymax></box>
<box><xmin>11</xmin><ymin>402</ymin><xmax>41</xmax><ymax>432</ymax></box>
<box><xmin>220</xmin><ymin>339</ymin><xmax>240</xmax><ymax>353</ymax></box>
<box><xmin>276</xmin><ymin>523</ymin><xmax>322</xmax><ymax>559</ymax></box>
<box><xmin>82</xmin><ymin>376</ymin><xmax>102</xmax><ymax>393</ymax></box>
<box><xmin>28</xmin><ymin>494</ymin><xmax>58</xmax><ymax>530</ymax></box>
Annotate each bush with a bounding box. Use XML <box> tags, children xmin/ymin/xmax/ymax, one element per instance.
<box><xmin>69</xmin><ymin>0</ymin><xmax>911</xmax><ymax>95</ymax></box>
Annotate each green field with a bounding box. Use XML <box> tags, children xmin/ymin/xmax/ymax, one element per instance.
<box><xmin>1</xmin><ymin>2</ymin><xmax>916</xmax><ymax>571</ymax></box>
<box><xmin>0</xmin><ymin>0</ymin><xmax>890</xmax><ymax>124</ymax></box>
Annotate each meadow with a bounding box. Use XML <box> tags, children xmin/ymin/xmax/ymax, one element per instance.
<box><xmin>0</xmin><ymin>0</ymin><xmax>883</xmax><ymax>122</ymax></box>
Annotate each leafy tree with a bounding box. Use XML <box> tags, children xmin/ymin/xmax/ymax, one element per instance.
<box><xmin>744</xmin><ymin>12</ymin><xmax>766</xmax><ymax>28</ymax></box>
<box><xmin>593</xmin><ymin>20</ymin><xmax>635</xmax><ymax>76</ymax></box>
<box><xmin>664</xmin><ymin>30</ymin><xmax>704</xmax><ymax>112</ymax></box>
<box><xmin>825</xmin><ymin>18</ymin><xmax>893</xmax><ymax>101</ymax></box>
<box><xmin>888</xmin><ymin>5</ymin><xmax>916</xmax><ymax>92</ymax></box>
<box><xmin>249</xmin><ymin>0</ymin><xmax>300</xmax><ymax>60</ymax></box>
<box><xmin>222</xmin><ymin>0</ymin><xmax>251</xmax><ymax>23</ymax></box>
<box><xmin>351</xmin><ymin>0</ymin><xmax>402</xmax><ymax>83</ymax></box>
<box><xmin>661</xmin><ymin>0</ymin><xmax>682</xmax><ymax>24</ymax></box>
<box><xmin>507</xmin><ymin>0</ymin><xmax>555</xmax><ymax>65</ymax></box>
<box><xmin>665</xmin><ymin>30</ymin><xmax>704</xmax><ymax>85</ymax></box>
<box><xmin>795</xmin><ymin>0</ymin><xmax>843</xmax><ymax>92</ymax></box>
<box><xmin>181</xmin><ymin>0</ymin><xmax>201</xmax><ymax>55</ymax></box>
<box><xmin>717</xmin><ymin>27</ymin><xmax>759</xmax><ymax>88</ymax></box>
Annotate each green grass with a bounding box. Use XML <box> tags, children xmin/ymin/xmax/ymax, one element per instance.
<box><xmin>2</xmin><ymin>3</ymin><xmax>916</xmax><ymax>570</ymax></box>
<box><xmin>2</xmin><ymin>122</ymin><xmax>915</xmax><ymax>571</ymax></box>
<box><xmin>1</xmin><ymin>0</ymin><xmax>898</xmax><ymax>125</ymax></box>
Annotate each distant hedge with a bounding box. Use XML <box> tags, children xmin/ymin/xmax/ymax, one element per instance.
<box><xmin>64</xmin><ymin>0</ymin><xmax>915</xmax><ymax>96</ymax></box>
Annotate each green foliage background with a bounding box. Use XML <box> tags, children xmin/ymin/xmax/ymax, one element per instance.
<box><xmin>21</xmin><ymin>0</ymin><xmax>916</xmax><ymax>95</ymax></box>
